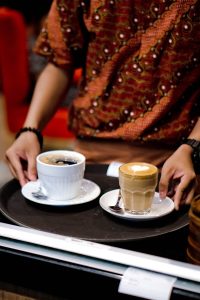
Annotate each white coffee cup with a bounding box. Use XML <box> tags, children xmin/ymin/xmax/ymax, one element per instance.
<box><xmin>36</xmin><ymin>150</ymin><xmax>85</xmax><ymax>201</ymax></box>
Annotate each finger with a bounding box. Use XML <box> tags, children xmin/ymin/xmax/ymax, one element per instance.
<box><xmin>6</xmin><ymin>155</ymin><xmax>27</xmax><ymax>186</ymax></box>
<box><xmin>173</xmin><ymin>176</ymin><xmax>193</xmax><ymax>210</ymax></box>
<box><xmin>173</xmin><ymin>189</ymin><xmax>184</xmax><ymax>211</ymax></box>
<box><xmin>166</xmin><ymin>178</ymin><xmax>180</xmax><ymax>198</ymax></box>
<box><xmin>24</xmin><ymin>170</ymin><xmax>32</xmax><ymax>180</ymax></box>
<box><xmin>159</xmin><ymin>170</ymin><xmax>172</xmax><ymax>199</ymax></box>
<box><xmin>185</xmin><ymin>187</ymin><xmax>195</xmax><ymax>206</ymax></box>
<box><xmin>15</xmin><ymin>162</ymin><xmax>28</xmax><ymax>186</ymax></box>
<box><xmin>185</xmin><ymin>179</ymin><xmax>197</xmax><ymax>205</ymax></box>
<box><xmin>5</xmin><ymin>155</ymin><xmax>19</xmax><ymax>180</ymax></box>
<box><xmin>27</xmin><ymin>156</ymin><xmax>38</xmax><ymax>181</ymax></box>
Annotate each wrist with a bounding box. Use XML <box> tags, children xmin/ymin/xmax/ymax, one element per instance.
<box><xmin>180</xmin><ymin>138</ymin><xmax>200</xmax><ymax>174</ymax></box>
<box><xmin>179</xmin><ymin>143</ymin><xmax>194</xmax><ymax>154</ymax></box>
<box><xmin>15</xmin><ymin>127</ymin><xmax>43</xmax><ymax>149</ymax></box>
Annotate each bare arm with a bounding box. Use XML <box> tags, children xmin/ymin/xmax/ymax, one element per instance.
<box><xmin>24</xmin><ymin>62</ymin><xmax>72</xmax><ymax>129</ymax></box>
<box><xmin>6</xmin><ymin>63</ymin><xmax>73</xmax><ymax>186</ymax></box>
<box><xmin>159</xmin><ymin>118</ymin><xmax>200</xmax><ymax>210</ymax></box>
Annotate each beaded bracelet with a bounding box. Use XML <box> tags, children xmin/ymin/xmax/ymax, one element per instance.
<box><xmin>15</xmin><ymin>127</ymin><xmax>43</xmax><ymax>149</ymax></box>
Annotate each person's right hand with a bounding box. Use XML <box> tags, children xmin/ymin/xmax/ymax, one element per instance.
<box><xmin>5</xmin><ymin>132</ymin><xmax>41</xmax><ymax>186</ymax></box>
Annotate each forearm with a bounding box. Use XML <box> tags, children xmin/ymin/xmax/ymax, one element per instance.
<box><xmin>24</xmin><ymin>63</ymin><xmax>72</xmax><ymax>130</ymax></box>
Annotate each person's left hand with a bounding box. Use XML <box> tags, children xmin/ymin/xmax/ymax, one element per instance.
<box><xmin>159</xmin><ymin>144</ymin><xmax>197</xmax><ymax>210</ymax></box>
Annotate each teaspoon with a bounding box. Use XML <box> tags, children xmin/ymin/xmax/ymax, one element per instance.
<box><xmin>32</xmin><ymin>186</ymin><xmax>48</xmax><ymax>200</ymax></box>
<box><xmin>109</xmin><ymin>190</ymin><xmax>124</xmax><ymax>214</ymax></box>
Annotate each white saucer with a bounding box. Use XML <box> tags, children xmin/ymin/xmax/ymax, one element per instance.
<box><xmin>22</xmin><ymin>179</ymin><xmax>101</xmax><ymax>206</ymax></box>
<box><xmin>99</xmin><ymin>189</ymin><xmax>174</xmax><ymax>220</ymax></box>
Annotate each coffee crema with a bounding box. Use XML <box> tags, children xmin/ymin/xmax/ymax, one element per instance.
<box><xmin>39</xmin><ymin>154</ymin><xmax>78</xmax><ymax>166</ymax></box>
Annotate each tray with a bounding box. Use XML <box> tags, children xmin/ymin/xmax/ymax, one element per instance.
<box><xmin>0</xmin><ymin>166</ymin><xmax>189</xmax><ymax>243</ymax></box>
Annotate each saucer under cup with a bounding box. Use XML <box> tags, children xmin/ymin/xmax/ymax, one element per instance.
<box><xmin>37</xmin><ymin>150</ymin><xmax>85</xmax><ymax>201</ymax></box>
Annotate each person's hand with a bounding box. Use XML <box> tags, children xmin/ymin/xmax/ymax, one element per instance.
<box><xmin>159</xmin><ymin>144</ymin><xmax>197</xmax><ymax>210</ymax></box>
<box><xmin>5</xmin><ymin>132</ymin><xmax>41</xmax><ymax>186</ymax></box>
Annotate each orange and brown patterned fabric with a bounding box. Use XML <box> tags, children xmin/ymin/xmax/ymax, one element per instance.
<box><xmin>34</xmin><ymin>0</ymin><xmax>200</xmax><ymax>145</ymax></box>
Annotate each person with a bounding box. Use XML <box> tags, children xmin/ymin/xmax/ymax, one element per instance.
<box><xmin>5</xmin><ymin>0</ymin><xmax>200</xmax><ymax>210</ymax></box>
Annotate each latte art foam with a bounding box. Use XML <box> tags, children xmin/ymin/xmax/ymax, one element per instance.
<box><xmin>131</xmin><ymin>165</ymin><xmax>149</xmax><ymax>172</ymax></box>
<box><xmin>120</xmin><ymin>162</ymin><xmax>157</xmax><ymax>177</ymax></box>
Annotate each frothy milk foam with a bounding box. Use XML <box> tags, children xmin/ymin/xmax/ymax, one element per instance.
<box><xmin>119</xmin><ymin>162</ymin><xmax>158</xmax><ymax>214</ymax></box>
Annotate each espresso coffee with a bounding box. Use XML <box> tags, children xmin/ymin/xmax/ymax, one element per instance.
<box><xmin>37</xmin><ymin>150</ymin><xmax>86</xmax><ymax>201</ymax></box>
<box><xmin>119</xmin><ymin>162</ymin><xmax>158</xmax><ymax>214</ymax></box>
<box><xmin>39</xmin><ymin>154</ymin><xmax>78</xmax><ymax>166</ymax></box>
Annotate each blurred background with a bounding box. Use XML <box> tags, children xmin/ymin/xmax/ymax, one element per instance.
<box><xmin>0</xmin><ymin>0</ymin><xmax>77</xmax><ymax>187</ymax></box>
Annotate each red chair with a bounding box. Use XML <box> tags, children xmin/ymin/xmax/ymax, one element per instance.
<box><xmin>0</xmin><ymin>7</ymin><xmax>77</xmax><ymax>139</ymax></box>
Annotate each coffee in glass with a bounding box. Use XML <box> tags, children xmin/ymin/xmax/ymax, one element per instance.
<box><xmin>119</xmin><ymin>162</ymin><xmax>158</xmax><ymax>215</ymax></box>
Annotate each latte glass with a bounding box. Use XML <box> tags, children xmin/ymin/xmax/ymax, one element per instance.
<box><xmin>37</xmin><ymin>150</ymin><xmax>85</xmax><ymax>201</ymax></box>
<box><xmin>119</xmin><ymin>162</ymin><xmax>158</xmax><ymax>215</ymax></box>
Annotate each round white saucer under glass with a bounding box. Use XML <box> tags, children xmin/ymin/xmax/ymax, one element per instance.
<box><xmin>99</xmin><ymin>189</ymin><xmax>174</xmax><ymax>220</ymax></box>
<box><xmin>22</xmin><ymin>179</ymin><xmax>101</xmax><ymax>206</ymax></box>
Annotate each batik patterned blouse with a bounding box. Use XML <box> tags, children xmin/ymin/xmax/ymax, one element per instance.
<box><xmin>34</xmin><ymin>0</ymin><xmax>200</xmax><ymax>144</ymax></box>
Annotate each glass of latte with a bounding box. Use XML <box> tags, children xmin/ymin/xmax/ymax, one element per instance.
<box><xmin>119</xmin><ymin>162</ymin><xmax>158</xmax><ymax>215</ymax></box>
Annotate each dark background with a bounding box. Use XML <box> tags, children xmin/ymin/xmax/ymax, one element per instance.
<box><xmin>0</xmin><ymin>0</ymin><xmax>53</xmax><ymax>25</ymax></box>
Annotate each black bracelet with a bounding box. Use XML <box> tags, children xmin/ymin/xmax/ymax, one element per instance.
<box><xmin>15</xmin><ymin>127</ymin><xmax>43</xmax><ymax>149</ymax></box>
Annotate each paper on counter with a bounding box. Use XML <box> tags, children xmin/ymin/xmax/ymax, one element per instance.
<box><xmin>118</xmin><ymin>267</ymin><xmax>176</xmax><ymax>300</ymax></box>
<box><xmin>106</xmin><ymin>161</ymin><xmax>123</xmax><ymax>177</ymax></box>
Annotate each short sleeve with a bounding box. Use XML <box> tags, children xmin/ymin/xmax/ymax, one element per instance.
<box><xmin>33</xmin><ymin>0</ymin><xmax>86</xmax><ymax>71</ymax></box>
